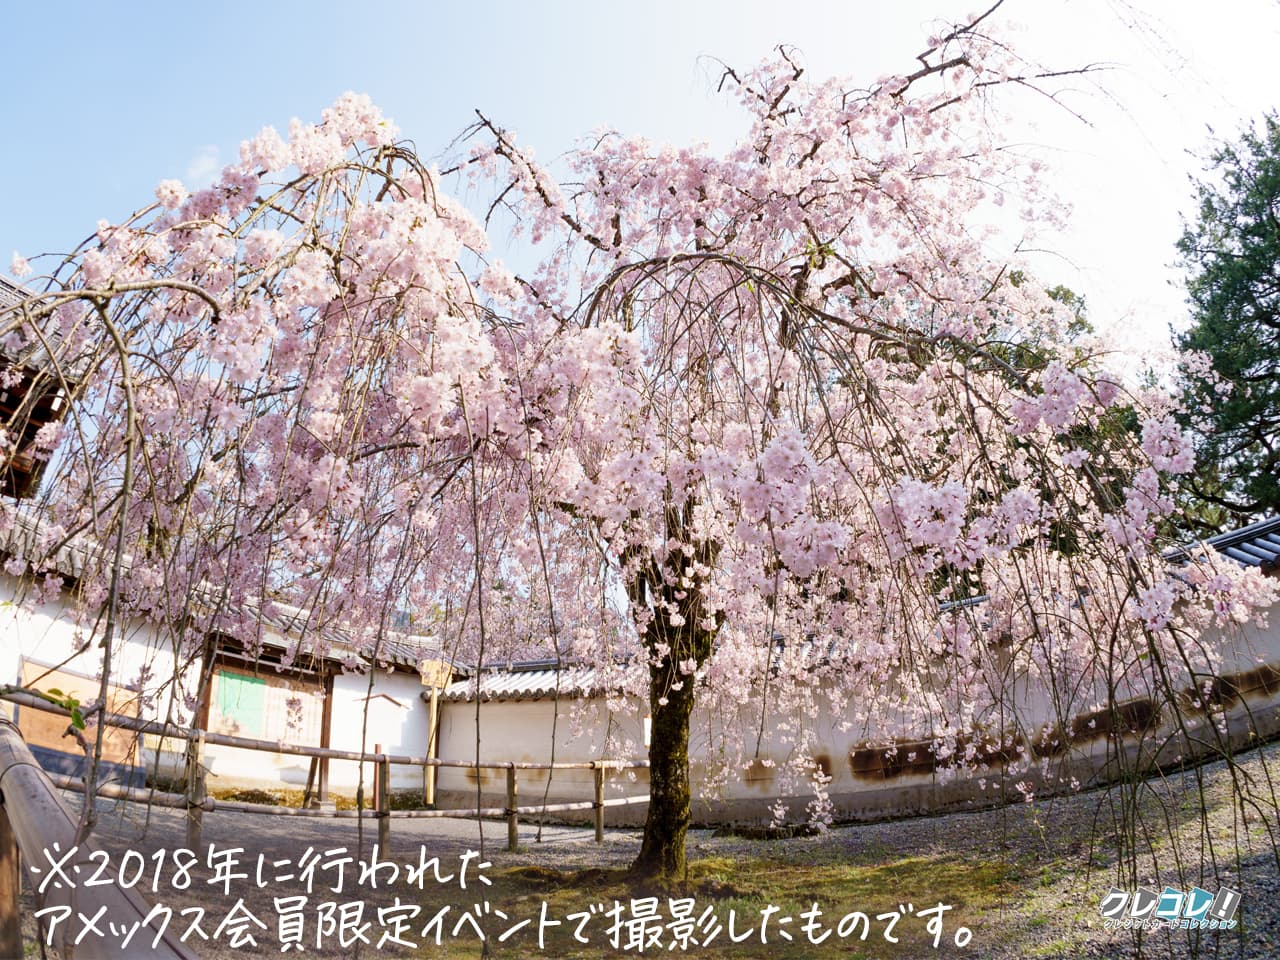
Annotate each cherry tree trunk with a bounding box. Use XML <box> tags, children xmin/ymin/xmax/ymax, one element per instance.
<box><xmin>632</xmin><ymin>658</ymin><xmax>697</xmax><ymax>881</ymax></box>
<box><xmin>631</xmin><ymin>599</ymin><xmax>716</xmax><ymax>882</ymax></box>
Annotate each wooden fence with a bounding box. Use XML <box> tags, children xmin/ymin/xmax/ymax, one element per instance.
<box><xmin>0</xmin><ymin>717</ymin><xmax>196</xmax><ymax>959</ymax></box>
<box><xmin>0</xmin><ymin>689</ymin><xmax>649</xmax><ymax>854</ymax></box>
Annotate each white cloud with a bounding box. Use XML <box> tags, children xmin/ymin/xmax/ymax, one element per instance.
<box><xmin>185</xmin><ymin>145</ymin><xmax>220</xmax><ymax>186</ymax></box>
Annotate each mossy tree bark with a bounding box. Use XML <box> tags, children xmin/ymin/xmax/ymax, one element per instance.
<box><xmin>629</xmin><ymin>498</ymin><xmax>720</xmax><ymax>882</ymax></box>
<box><xmin>633</xmin><ymin>635</ymin><xmax>700</xmax><ymax>880</ymax></box>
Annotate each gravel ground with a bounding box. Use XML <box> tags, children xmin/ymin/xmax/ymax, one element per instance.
<box><xmin>15</xmin><ymin>740</ymin><xmax>1280</xmax><ymax>959</ymax></box>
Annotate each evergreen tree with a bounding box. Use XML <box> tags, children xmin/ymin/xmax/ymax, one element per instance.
<box><xmin>1176</xmin><ymin>113</ymin><xmax>1280</xmax><ymax>527</ymax></box>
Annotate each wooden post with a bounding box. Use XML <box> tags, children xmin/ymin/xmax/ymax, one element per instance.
<box><xmin>424</xmin><ymin>687</ymin><xmax>439</xmax><ymax>807</ymax></box>
<box><xmin>377</xmin><ymin>751</ymin><xmax>391</xmax><ymax>852</ymax></box>
<box><xmin>593</xmin><ymin>762</ymin><xmax>605</xmax><ymax>844</ymax></box>
<box><xmin>317</xmin><ymin>749</ymin><xmax>330</xmax><ymax>805</ymax></box>
<box><xmin>506</xmin><ymin>765</ymin><xmax>518</xmax><ymax>852</ymax></box>
<box><xmin>185</xmin><ymin>731</ymin><xmax>205</xmax><ymax>851</ymax></box>
<box><xmin>318</xmin><ymin>673</ymin><xmax>333</xmax><ymax>803</ymax></box>
<box><xmin>0</xmin><ymin>801</ymin><xmax>20</xmax><ymax>960</ymax></box>
<box><xmin>302</xmin><ymin>756</ymin><xmax>318</xmax><ymax>809</ymax></box>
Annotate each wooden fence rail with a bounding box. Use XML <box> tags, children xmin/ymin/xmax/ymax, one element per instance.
<box><xmin>0</xmin><ymin>689</ymin><xmax>644</xmax><ymax>768</ymax></box>
<box><xmin>0</xmin><ymin>718</ymin><xmax>196</xmax><ymax>959</ymax></box>
<box><xmin>47</xmin><ymin>771</ymin><xmax>651</xmax><ymax>819</ymax></box>
<box><xmin>0</xmin><ymin>689</ymin><xmax>649</xmax><ymax>852</ymax></box>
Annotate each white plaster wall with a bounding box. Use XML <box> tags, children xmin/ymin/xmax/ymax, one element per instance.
<box><xmin>0</xmin><ymin>571</ymin><xmax>199</xmax><ymax>733</ymax></box>
<box><xmin>7</xmin><ymin>561</ymin><xmax>1278</xmax><ymax>820</ymax></box>
<box><xmin>0</xmin><ymin>571</ymin><xmax>202</xmax><ymax>782</ymax></box>
<box><xmin>194</xmin><ymin>668</ymin><xmax>432</xmax><ymax>795</ymax></box>
<box><xmin>435</xmin><ymin>603</ymin><xmax>1280</xmax><ymax>823</ymax></box>
<box><xmin>1</xmin><ymin>572</ymin><xmax>435</xmax><ymax>796</ymax></box>
<box><xmin>435</xmin><ymin>696</ymin><xmax>647</xmax><ymax>806</ymax></box>
<box><xmin>0</xmin><ymin>572</ymin><xmax>193</xmax><ymax>719</ymax></box>
<box><xmin>325</xmin><ymin>668</ymin><xmax>432</xmax><ymax>793</ymax></box>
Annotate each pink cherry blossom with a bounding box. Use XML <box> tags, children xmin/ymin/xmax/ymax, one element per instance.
<box><xmin>1</xmin><ymin>18</ymin><xmax>1270</xmax><ymax>881</ymax></box>
<box><xmin>155</xmin><ymin>179</ymin><xmax>188</xmax><ymax>209</ymax></box>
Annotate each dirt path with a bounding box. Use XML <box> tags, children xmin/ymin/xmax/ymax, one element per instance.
<box><xmin>16</xmin><ymin>740</ymin><xmax>1280</xmax><ymax>958</ymax></box>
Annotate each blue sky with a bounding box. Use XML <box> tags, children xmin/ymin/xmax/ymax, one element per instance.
<box><xmin>5</xmin><ymin>0</ymin><xmax>1279</xmax><ymax>355</ymax></box>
